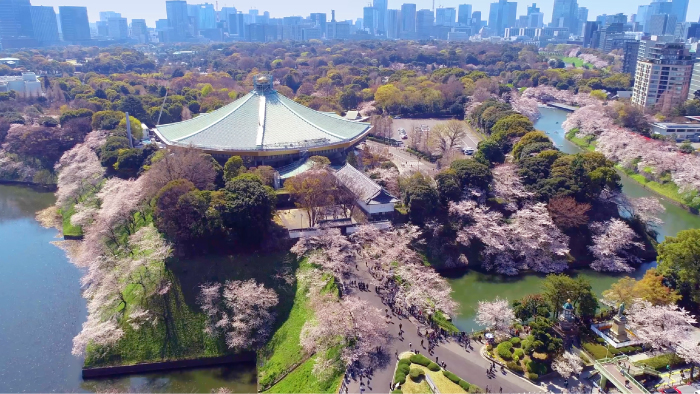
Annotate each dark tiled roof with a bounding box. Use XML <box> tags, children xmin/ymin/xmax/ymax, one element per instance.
<box><xmin>334</xmin><ymin>164</ymin><xmax>398</xmax><ymax>205</ymax></box>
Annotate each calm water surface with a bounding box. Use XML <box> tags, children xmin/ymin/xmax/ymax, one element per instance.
<box><xmin>447</xmin><ymin>106</ymin><xmax>700</xmax><ymax>331</ymax></box>
<box><xmin>0</xmin><ymin>184</ymin><xmax>256</xmax><ymax>392</ymax></box>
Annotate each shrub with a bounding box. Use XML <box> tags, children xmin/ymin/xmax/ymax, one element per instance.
<box><xmin>427</xmin><ymin>362</ymin><xmax>441</xmax><ymax>372</ymax></box>
<box><xmin>468</xmin><ymin>384</ymin><xmax>483</xmax><ymax>393</ymax></box>
<box><xmin>409</xmin><ymin>354</ymin><xmax>432</xmax><ymax>367</ymax></box>
<box><xmin>38</xmin><ymin>116</ymin><xmax>58</xmax><ymax>127</ymax></box>
<box><xmin>394</xmin><ymin>360</ymin><xmax>411</xmax><ymax>385</ymax></box>
<box><xmin>526</xmin><ymin>360</ymin><xmax>548</xmax><ymax>375</ymax></box>
<box><xmin>409</xmin><ymin>368</ymin><xmax>425</xmax><ymax>381</ymax></box>
<box><xmin>513</xmin><ymin>348</ymin><xmax>524</xmax><ymax>359</ymax></box>
<box><xmin>497</xmin><ymin>341</ymin><xmax>514</xmax><ymax>360</ymax></box>
<box><xmin>443</xmin><ymin>370</ymin><xmax>460</xmax><ymax>384</ymax></box>
<box><xmin>391</xmin><ymin>390</ymin><xmax>403</xmax><ymax>394</ymax></box>
<box><xmin>510</xmin><ymin>337</ymin><xmax>521</xmax><ymax>347</ymax></box>
<box><xmin>459</xmin><ymin>380</ymin><xmax>470</xmax><ymax>391</ymax></box>
<box><xmin>582</xmin><ymin>342</ymin><xmax>609</xmax><ymax>360</ymax></box>
<box><xmin>527</xmin><ymin>373</ymin><xmax>539</xmax><ymax>380</ymax></box>
<box><xmin>506</xmin><ymin>361</ymin><xmax>524</xmax><ymax>373</ymax></box>
<box><xmin>513</xmin><ymin>355</ymin><xmax>520</xmax><ymax>363</ymax></box>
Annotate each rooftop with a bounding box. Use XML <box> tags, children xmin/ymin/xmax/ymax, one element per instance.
<box><xmin>334</xmin><ymin>164</ymin><xmax>398</xmax><ymax>205</ymax></box>
<box><xmin>154</xmin><ymin>75</ymin><xmax>371</xmax><ymax>152</ymax></box>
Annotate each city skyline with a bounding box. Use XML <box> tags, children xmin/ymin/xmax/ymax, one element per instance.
<box><xmin>26</xmin><ymin>0</ymin><xmax>700</xmax><ymax>27</ymax></box>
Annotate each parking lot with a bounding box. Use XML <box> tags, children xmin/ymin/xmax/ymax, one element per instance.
<box><xmin>391</xmin><ymin>118</ymin><xmax>482</xmax><ymax>153</ymax></box>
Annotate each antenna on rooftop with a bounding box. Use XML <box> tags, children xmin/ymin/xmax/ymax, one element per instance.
<box><xmin>432</xmin><ymin>0</ymin><xmax>435</xmax><ymax>11</ymax></box>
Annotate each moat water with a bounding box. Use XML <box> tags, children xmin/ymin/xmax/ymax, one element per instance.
<box><xmin>1</xmin><ymin>108</ymin><xmax>698</xmax><ymax>391</ymax></box>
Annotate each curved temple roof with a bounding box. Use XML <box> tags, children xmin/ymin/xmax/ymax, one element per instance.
<box><xmin>154</xmin><ymin>83</ymin><xmax>371</xmax><ymax>152</ymax></box>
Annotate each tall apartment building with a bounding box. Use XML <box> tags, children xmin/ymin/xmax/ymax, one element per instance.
<box><xmin>165</xmin><ymin>0</ymin><xmax>189</xmax><ymax>42</ymax></box>
<box><xmin>401</xmin><ymin>3</ymin><xmax>417</xmax><ymax>37</ymax></box>
<box><xmin>30</xmin><ymin>6</ymin><xmax>60</xmax><ymax>46</ymax></box>
<box><xmin>131</xmin><ymin>19</ymin><xmax>149</xmax><ymax>43</ymax></box>
<box><xmin>622</xmin><ymin>40</ymin><xmax>641</xmax><ymax>79</ymax></box>
<box><xmin>488</xmin><ymin>0</ymin><xmax>517</xmax><ymax>36</ymax></box>
<box><xmin>416</xmin><ymin>9</ymin><xmax>434</xmax><ymax>40</ymax></box>
<box><xmin>458</xmin><ymin>4</ymin><xmax>472</xmax><ymax>26</ymax></box>
<box><xmin>689</xmin><ymin>63</ymin><xmax>700</xmax><ymax>101</ymax></box>
<box><xmin>59</xmin><ymin>6</ymin><xmax>90</xmax><ymax>43</ymax></box>
<box><xmin>632</xmin><ymin>40</ymin><xmax>696</xmax><ymax>112</ymax></box>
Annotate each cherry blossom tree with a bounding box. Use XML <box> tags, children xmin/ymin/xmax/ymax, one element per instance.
<box><xmin>300</xmin><ymin>295</ymin><xmax>389</xmax><ymax>380</ymax></box>
<box><xmin>552</xmin><ymin>351</ymin><xmax>583</xmax><ymax>379</ymax></box>
<box><xmin>510</xmin><ymin>94</ymin><xmax>541</xmax><ymax>122</ymax></box>
<box><xmin>54</xmin><ymin>135</ymin><xmax>106</xmax><ymax>208</ymax></box>
<box><xmin>476</xmin><ymin>297</ymin><xmax>517</xmax><ymax>340</ymax></box>
<box><xmin>291</xmin><ymin>228</ymin><xmax>357</xmax><ymax>278</ymax></box>
<box><xmin>350</xmin><ymin>224</ymin><xmax>422</xmax><ymax>271</ymax></box>
<box><xmin>198</xmin><ymin>279</ymin><xmax>279</xmax><ymax>350</ymax></box>
<box><xmin>492</xmin><ymin>163</ymin><xmax>533</xmax><ymax>206</ymax></box>
<box><xmin>588</xmin><ymin>219</ymin><xmax>644</xmax><ymax>272</ymax></box>
<box><xmin>616</xmin><ymin>196</ymin><xmax>665</xmax><ymax>230</ymax></box>
<box><xmin>627</xmin><ymin>300</ymin><xmax>697</xmax><ymax>352</ymax></box>
<box><xmin>395</xmin><ymin>263</ymin><xmax>458</xmax><ymax>317</ymax></box>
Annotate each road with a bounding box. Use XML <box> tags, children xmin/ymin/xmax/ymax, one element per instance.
<box><xmin>341</xmin><ymin>262</ymin><xmax>543</xmax><ymax>394</ymax></box>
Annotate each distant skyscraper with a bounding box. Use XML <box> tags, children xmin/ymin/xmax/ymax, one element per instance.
<box><xmin>108</xmin><ymin>17</ymin><xmax>129</xmax><ymax>39</ymax></box>
<box><xmin>436</xmin><ymin>7</ymin><xmax>456</xmax><ymax>27</ymax></box>
<box><xmin>527</xmin><ymin>3</ymin><xmax>540</xmax><ymax>15</ymax></box>
<box><xmin>649</xmin><ymin>13</ymin><xmax>677</xmax><ymax>35</ymax></box>
<box><xmin>0</xmin><ymin>0</ymin><xmax>33</xmax><ymax>39</ymax></box>
<box><xmin>373</xmin><ymin>0</ymin><xmax>388</xmax><ymax>36</ymax></box>
<box><xmin>99</xmin><ymin>11</ymin><xmax>121</xmax><ymax>22</ymax></box>
<box><xmin>550</xmin><ymin>0</ymin><xmax>578</xmax><ymax>30</ymax></box>
<box><xmin>131</xmin><ymin>19</ymin><xmax>149</xmax><ymax>43</ymax></box>
<box><xmin>30</xmin><ymin>6</ymin><xmax>59</xmax><ymax>45</ymax></box>
<box><xmin>166</xmin><ymin>0</ymin><xmax>189</xmax><ymax>41</ymax></box>
<box><xmin>310</xmin><ymin>13</ymin><xmax>327</xmax><ymax>37</ymax></box>
<box><xmin>416</xmin><ymin>9</ymin><xmax>434</xmax><ymax>39</ymax></box>
<box><xmin>644</xmin><ymin>1</ymin><xmax>672</xmax><ymax>34</ymax></box>
<box><xmin>401</xmin><ymin>3</ymin><xmax>417</xmax><ymax>34</ymax></box>
<box><xmin>197</xmin><ymin>3</ymin><xmax>216</xmax><ymax>30</ymax></box>
<box><xmin>576</xmin><ymin>7</ymin><xmax>588</xmax><ymax>34</ymax></box>
<box><xmin>622</xmin><ymin>40</ymin><xmax>640</xmax><ymax>78</ymax></box>
<box><xmin>458</xmin><ymin>4</ymin><xmax>472</xmax><ymax>26</ymax></box>
<box><xmin>386</xmin><ymin>9</ymin><xmax>401</xmax><ymax>39</ymax></box>
<box><xmin>59</xmin><ymin>6</ymin><xmax>90</xmax><ymax>43</ymax></box>
<box><xmin>363</xmin><ymin>6</ymin><xmax>378</xmax><ymax>35</ymax></box>
<box><xmin>472</xmin><ymin>11</ymin><xmax>482</xmax><ymax>26</ymax></box>
<box><xmin>582</xmin><ymin>21</ymin><xmax>599</xmax><ymax>47</ymax></box>
<box><xmin>670</xmin><ymin>0</ymin><xmax>689</xmax><ymax>23</ymax></box>
<box><xmin>488</xmin><ymin>0</ymin><xmax>517</xmax><ymax>35</ymax></box>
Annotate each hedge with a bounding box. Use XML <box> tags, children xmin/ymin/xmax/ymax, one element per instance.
<box><xmin>510</xmin><ymin>337</ymin><xmax>521</xmax><ymax>347</ymax></box>
<box><xmin>638</xmin><ymin>354</ymin><xmax>685</xmax><ymax>371</ymax></box>
<box><xmin>410</xmin><ymin>367</ymin><xmax>425</xmax><ymax>380</ymax></box>
<box><xmin>526</xmin><ymin>360</ymin><xmax>547</xmax><ymax>375</ymax></box>
<box><xmin>394</xmin><ymin>360</ymin><xmax>411</xmax><ymax>385</ymax></box>
<box><xmin>459</xmin><ymin>380</ymin><xmax>471</xmax><ymax>391</ymax></box>
<box><xmin>410</xmin><ymin>354</ymin><xmax>432</xmax><ymax>367</ymax></box>
<box><xmin>427</xmin><ymin>362</ymin><xmax>441</xmax><ymax>372</ymax></box>
<box><xmin>442</xmin><ymin>370</ymin><xmax>472</xmax><ymax>391</ymax></box>
<box><xmin>507</xmin><ymin>361</ymin><xmax>524</xmax><ymax>373</ymax></box>
<box><xmin>527</xmin><ymin>373</ymin><xmax>539</xmax><ymax>380</ymax></box>
<box><xmin>497</xmin><ymin>341</ymin><xmax>514</xmax><ymax>360</ymax></box>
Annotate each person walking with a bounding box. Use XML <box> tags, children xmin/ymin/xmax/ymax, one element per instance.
<box><xmin>409</xmin><ymin>342</ymin><xmax>412</xmax><ymax>351</ymax></box>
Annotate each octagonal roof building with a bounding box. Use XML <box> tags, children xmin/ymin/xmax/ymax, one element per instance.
<box><xmin>154</xmin><ymin>74</ymin><xmax>372</xmax><ymax>167</ymax></box>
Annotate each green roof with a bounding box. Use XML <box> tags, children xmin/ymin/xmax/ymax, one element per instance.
<box><xmin>154</xmin><ymin>87</ymin><xmax>370</xmax><ymax>152</ymax></box>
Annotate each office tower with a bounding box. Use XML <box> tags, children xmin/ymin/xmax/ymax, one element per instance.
<box><xmin>606</xmin><ymin>13</ymin><xmax>627</xmax><ymax>25</ymax></box>
<box><xmin>401</xmin><ymin>3</ymin><xmax>416</xmax><ymax>34</ymax></box>
<box><xmin>644</xmin><ymin>1</ymin><xmax>672</xmax><ymax>34</ymax></box>
<box><xmin>96</xmin><ymin>21</ymin><xmax>109</xmax><ymax>37</ymax></box>
<box><xmin>576</xmin><ymin>7</ymin><xmax>588</xmax><ymax>34</ymax></box>
<box><xmin>131</xmin><ymin>19</ymin><xmax>149</xmax><ymax>43</ymax></box>
<box><xmin>649</xmin><ymin>13</ymin><xmax>676</xmax><ymax>35</ymax></box>
<box><xmin>671</xmin><ymin>0</ymin><xmax>689</xmax><ymax>23</ymax></box>
<box><xmin>363</xmin><ymin>6</ymin><xmax>378</xmax><ymax>35</ymax></box>
<box><xmin>527</xmin><ymin>3</ymin><xmax>539</xmax><ymax>14</ymax></box>
<box><xmin>488</xmin><ymin>0</ymin><xmax>517</xmax><ymax>36</ymax></box>
<box><xmin>310</xmin><ymin>13</ymin><xmax>327</xmax><ymax>37</ymax></box>
<box><xmin>29</xmin><ymin>6</ymin><xmax>59</xmax><ymax>45</ymax></box>
<box><xmin>59</xmin><ymin>6</ymin><xmax>90</xmax><ymax>43</ymax></box>
<box><xmin>197</xmin><ymin>3</ymin><xmax>216</xmax><ymax>30</ymax></box>
<box><xmin>582</xmin><ymin>21</ymin><xmax>599</xmax><ymax>47</ymax></box>
<box><xmin>472</xmin><ymin>11</ymin><xmax>482</xmax><ymax>26</ymax></box>
<box><xmin>219</xmin><ymin>7</ymin><xmax>237</xmax><ymax>30</ymax></box>
<box><xmin>458</xmin><ymin>4</ymin><xmax>472</xmax><ymax>26</ymax></box>
<box><xmin>374</xmin><ymin>0</ymin><xmax>388</xmax><ymax>36</ymax></box>
<box><xmin>0</xmin><ymin>0</ymin><xmax>33</xmax><ymax>39</ymax></box>
<box><xmin>166</xmin><ymin>0</ymin><xmax>189</xmax><ymax>41</ymax></box>
<box><xmin>386</xmin><ymin>9</ymin><xmax>400</xmax><ymax>39</ymax></box>
<box><xmin>636</xmin><ymin>5</ymin><xmax>649</xmax><ymax>31</ymax></box>
<box><xmin>416</xmin><ymin>9</ymin><xmax>434</xmax><ymax>39</ymax></box>
<box><xmin>155</xmin><ymin>19</ymin><xmax>169</xmax><ymax>31</ymax></box>
<box><xmin>229</xmin><ymin>12</ymin><xmax>245</xmax><ymax>38</ymax></box>
<box><xmin>632</xmin><ymin>39</ymin><xmax>695</xmax><ymax>111</ymax></box>
<box><xmin>108</xmin><ymin>17</ymin><xmax>128</xmax><ymax>39</ymax></box>
<box><xmin>550</xmin><ymin>0</ymin><xmax>578</xmax><ymax>30</ymax></box>
<box><xmin>622</xmin><ymin>40</ymin><xmax>640</xmax><ymax>78</ymax></box>
<box><xmin>99</xmin><ymin>11</ymin><xmax>120</xmax><ymax>22</ymax></box>
<box><xmin>689</xmin><ymin>63</ymin><xmax>700</xmax><ymax>101</ymax></box>
<box><xmin>436</xmin><ymin>7</ymin><xmax>456</xmax><ymax>27</ymax></box>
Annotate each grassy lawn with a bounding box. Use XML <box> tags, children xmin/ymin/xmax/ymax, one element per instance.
<box><xmin>265</xmin><ymin>350</ymin><xmax>344</xmax><ymax>393</ymax></box>
<box><xmin>60</xmin><ymin>203</ymin><xmax>83</xmax><ymax>237</ymax></box>
<box><xmin>565</xmin><ymin>129</ymin><xmax>597</xmax><ymax>152</ymax></box>
<box><xmin>401</xmin><ymin>375</ymin><xmax>432</xmax><ymax>394</ymax></box>
<box><xmin>561</xmin><ymin>57</ymin><xmax>594</xmax><ymax>68</ymax></box>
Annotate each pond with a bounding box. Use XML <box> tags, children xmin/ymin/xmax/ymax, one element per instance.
<box><xmin>0</xmin><ymin>184</ymin><xmax>257</xmax><ymax>393</ymax></box>
<box><xmin>446</xmin><ymin>106</ymin><xmax>700</xmax><ymax>331</ymax></box>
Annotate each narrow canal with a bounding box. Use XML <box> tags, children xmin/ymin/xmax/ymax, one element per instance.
<box><xmin>0</xmin><ymin>184</ymin><xmax>257</xmax><ymax>393</ymax></box>
<box><xmin>447</xmin><ymin>106</ymin><xmax>700</xmax><ymax>331</ymax></box>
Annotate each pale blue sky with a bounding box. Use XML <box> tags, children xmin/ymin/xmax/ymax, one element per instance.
<box><xmin>31</xmin><ymin>0</ymin><xmax>700</xmax><ymax>27</ymax></box>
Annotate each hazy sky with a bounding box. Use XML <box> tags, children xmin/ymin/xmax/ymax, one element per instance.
<box><xmin>30</xmin><ymin>0</ymin><xmax>700</xmax><ymax>27</ymax></box>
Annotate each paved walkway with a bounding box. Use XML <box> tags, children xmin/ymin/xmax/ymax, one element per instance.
<box><xmin>341</xmin><ymin>263</ymin><xmax>543</xmax><ymax>394</ymax></box>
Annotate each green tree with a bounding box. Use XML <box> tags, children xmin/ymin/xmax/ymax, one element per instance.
<box><xmin>118</xmin><ymin>95</ymin><xmax>146</xmax><ymax>120</ymax></box>
<box><xmin>374</xmin><ymin>84</ymin><xmax>402</xmax><ymax>112</ymax></box>
<box><xmin>223</xmin><ymin>156</ymin><xmax>245</xmax><ymax>181</ymax></box>
<box><xmin>512</xmin><ymin>294</ymin><xmax>551</xmax><ymax>322</ymax></box>
<box><xmin>223</xmin><ymin>174</ymin><xmax>277</xmax><ymax>245</ymax></box>
<box><xmin>657</xmin><ymin>229</ymin><xmax>700</xmax><ymax>304</ymax></box>
<box><xmin>491</xmin><ymin>114</ymin><xmax>534</xmax><ymax>136</ymax></box>
<box><xmin>512</xmin><ymin>131</ymin><xmax>550</xmax><ymax>160</ymax></box>
<box><xmin>541</xmin><ymin>274</ymin><xmax>596</xmax><ymax>319</ymax></box>
<box><xmin>400</xmin><ymin>172</ymin><xmax>438</xmax><ymax>224</ymax></box>
<box><xmin>449</xmin><ymin>159</ymin><xmax>492</xmax><ymax>190</ymax></box>
<box><xmin>154</xmin><ymin>179</ymin><xmax>197</xmax><ymax>241</ymax></box>
<box><xmin>435</xmin><ymin>169</ymin><xmax>462</xmax><ymax>204</ymax></box>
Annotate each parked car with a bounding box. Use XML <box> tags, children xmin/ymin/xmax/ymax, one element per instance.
<box><xmin>463</xmin><ymin>147</ymin><xmax>475</xmax><ymax>155</ymax></box>
<box><xmin>659</xmin><ymin>387</ymin><xmax>681</xmax><ymax>394</ymax></box>
<box><xmin>420</xmin><ymin>125</ymin><xmax>429</xmax><ymax>132</ymax></box>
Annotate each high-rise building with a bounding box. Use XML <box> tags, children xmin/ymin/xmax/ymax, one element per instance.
<box><xmin>649</xmin><ymin>13</ymin><xmax>676</xmax><ymax>35</ymax></box>
<box><xmin>488</xmin><ymin>0</ymin><xmax>517</xmax><ymax>36</ymax></box>
<box><xmin>229</xmin><ymin>12</ymin><xmax>245</xmax><ymax>38</ymax></box>
<box><xmin>436</xmin><ymin>7</ymin><xmax>456</xmax><ymax>27</ymax></box>
<box><xmin>632</xmin><ymin>39</ymin><xmax>695</xmax><ymax>111</ymax></box>
<box><xmin>671</xmin><ymin>0</ymin><xmax>689</xmax><ymax>23</ymax></box>
<box><xmin>59</xmin><ymin>6</ymin><xmax>90</xmax><ymax>43</ymax></box>
<box><xmin>0</xmin><ymin>0</ymin><xmax>33</xmax><ymax>39</ymax></box>
<box><xmin>550</xmin><ymin>0</ymin><xmax>578</xmax><ymax>30</ymax></box>
<box><xmin>458</xmin><ymin>4</ymin><xmax>472</xmax><ymax>26</ymax></box>
<box><xmin>472</xmin><ymin>11</ymin><xmax>482</xmax><ymax>27</ymax></box>
<box><xmin>108</xmin><ymin>17</ymin><xmax>129</xmax><ymax>39</ymax></box>
<box><xmin>576</xmin><ymin>7</ymin><xmax>588</xmax><ymax>35</ymax></box>
<box><xmin>166</xmin><ymin>0</ymin><xmax>189</xmax><ymax>41</ymax></box>
<box><xmin>622</xmin><ymin>40</ymin><xmax>640</xmax><ymax>78</ymax></box>
<box><xmin>30</xmin><ymin>6</ymin><xmax>59</xmax><ymax>45</ymax></box>
<box><xmin>644</xmin><ymin>1</ymin><xmax>672</xmax><ymax>34</ymax></box>
<box><xmin>219</xmin><ymin>7</ymin><xmax>237</xmax><ymax>31</ymax></box>
<box><xmin>96</xmin><ymin>21</ymin><xmax>109</xmax><ymax>37</ymax></box>
<box><xmin>689</xmin><ymin>63</ymin><xmax>700</xmax><ymax>101</ymax></box>
<box><xmin>386</xmin><ymin>9</ymin><xmax>401</xmax><ymax>39</ymax></box>
<box><xmin>363</xmin><ymin>6</ymin><xmax>378</xmax><ymax>35</ymax></box>
<box><xmin>197</xmin><ymin>3</ymin><xmax>216</xmax><ymax>30</ymax></box>
<box><xmin>310</xmin><ymin>13</ymin><xmax>327</xmax><ymax>37</ymax></box>
<box><xmin>374</xmin><ymin>0</ymin><xmax>388</xmax><ymax>36</ymax></box>
<box><xmin>131</xmin><ymin>19</ymin><xmax>149</xmax><ymax>43</ymax></box>
<box><xmin>416</xmin><ymin>9</ymin><xmax>434</xmax><ymax>39</ymax></box>
<box><xmin>401</xmin><ymin>3</ymin><xmax>416</xmax><ymax>35</ymax></box>
<box><xmin>99</xmin><ymin>11</ymin><xmax>120</xmax><ymax>22</ymax></box>
<box><xmin>582</xmin><ymin>21</ymin><xmax>599</xmax><ymax>47</ymax></box>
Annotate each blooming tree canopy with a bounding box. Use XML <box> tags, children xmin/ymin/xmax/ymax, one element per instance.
<box><xmin>627</xmin><ymin>300</ymin><xmax>697</xmax><ymax>352</ymax></box>
<box><xmin>476</xmin><ymin>297</ymin><xmax>517</xmax><ymax>340</ymax></box>
<box><xmin>588</xmin><ymin>219</ymin><xmax>644</xmax><ymax>272</ymax></box>
<box><xmin>552</xmin><ymin>351</ymin><xmax>583</xmax><ymax>378</ymax></box>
